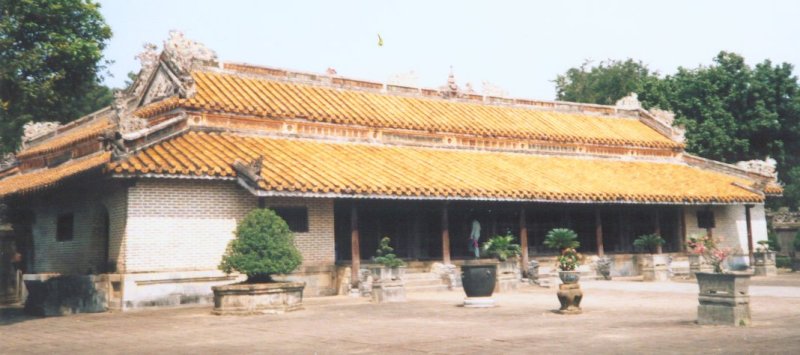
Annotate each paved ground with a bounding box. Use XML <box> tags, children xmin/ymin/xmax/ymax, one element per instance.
<box><xmin>2</xmin><ymin>274</ymin><xmax>800</xmax><ymax>354</ymax></box>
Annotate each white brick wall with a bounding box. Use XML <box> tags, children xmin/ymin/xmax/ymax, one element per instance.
<box><xmin>684</xmin><ymin>204</ymin><xmax>768</xmax><ymax>252</ymax></box>
<box><xmin>124</xmin><ymin>180</ymin><xmax>335</xmax><ymax>272</ymax></box>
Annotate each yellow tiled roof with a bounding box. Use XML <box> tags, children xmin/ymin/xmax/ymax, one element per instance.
<box><xmin>109</xmin><ymin>131</ymin><xmax>762</xmax><ymax>204</ymax></box>
<box><xmin>0</xmin><ymin>152</ymin><xmax>111</xmax><ymax>197</ymax></box>
<box><xmin>136</xmin><ymin>70</ymin><xmax>681</xmax><ymax>150</ymax></box>
<box><xmin>17</xmin><ymin>118</ymin><xmax>112</xmax><ymax>159</ymax></box>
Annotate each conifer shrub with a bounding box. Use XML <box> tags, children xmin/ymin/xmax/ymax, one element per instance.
<box><xmin>219</xmin><ymin>209</ymin><xmax>303</xmax><ymax>283</ymax></box>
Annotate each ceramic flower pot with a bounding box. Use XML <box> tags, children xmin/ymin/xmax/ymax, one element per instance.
<box><xmin>461</xmin><ymin>263</ymin><xmax>497</xmax><ymax>298</ymax></box>
<box><xmin>558</xmin><ymin>270</ymin><xmax>580</xmax><ymax>284</ymax></box>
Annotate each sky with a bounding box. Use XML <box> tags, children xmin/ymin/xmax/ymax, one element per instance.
<box><xmin>98</xmin><ymin>0</ymin><xmax>800</xmax><ymax>100</ymax></box>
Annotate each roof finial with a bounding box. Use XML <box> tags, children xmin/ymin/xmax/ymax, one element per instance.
<box><xmin>441</xmin><ymin>66</ymin><xmax>460</xmax><ymax>99</ymax></box>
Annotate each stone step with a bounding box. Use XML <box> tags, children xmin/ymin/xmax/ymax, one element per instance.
<box><xmin>403</xmin><ymin>272</ymin><xmax>439</xmax><ymax>280</ymax></box>
<box><xmin>404</xmin><ymin>278</ymin><xmax>445</xmax><ymax>288</ymax></box>
<box><xmin>405</xmin><ymin>284</ymin><xmax>451</xmax><ymax>293</ymax></box>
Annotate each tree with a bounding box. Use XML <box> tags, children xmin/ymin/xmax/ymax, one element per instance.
<box><xmin>219</xmin><ymin>209</ymin><xmax>303</xmax><ymax>283</ymax></box>
<box><xmin>0</xmin><ymin>0</ymin><xmax>113</xmax><ymax>153</ymax></box>
<box><xmin>554</xmin><ymin>59</ymin><xmax>663</xmax><ymax>106</ymax></box>
<box><xmin>554</xmin><ymin>53</ymin><xmax>800</xmax><ymax>209</ymax></box>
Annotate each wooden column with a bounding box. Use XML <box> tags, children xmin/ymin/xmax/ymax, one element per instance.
<box><xmin>595</xmin><ymin>208</ymin><xmax>604</xmax><ymax>257</ymax></box>
<box><xmin>678</xmin><ymin>208</ymin><xmax>687</xmax><ymax>252</ymax></box>
<box><xmin>441</xmin><ymin>204</ymin><xmax>451</xmax><ymax>264</ymax></box>
<box><xmin>745</xmin><ymin>205</ymin><xmax>754</xmax><ymax>266</ymax></box>
<box><xmin>519</xmin><ymin>207</ymin><xmax>529</xmax><ymax>272</ymax></box>
<box><xmin>350</xmin><ymin>204</ymin><xmax>360</xmax><ymax>288</ymax></box>
<box><xmin>654</xmin><ymin>210</ymin><xmax>662</xmax><ymax>254</ymax></box>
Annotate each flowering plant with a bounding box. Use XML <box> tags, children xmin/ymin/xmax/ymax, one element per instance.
<box><xmin>557</xmin><ymin>248</ymin><xmax>582</xmax><ymax>271</ymax></box>
<box><xmin>686</xmin><ymin>235</ymin><xmax>734</xmax><ymax>273</ymax></box>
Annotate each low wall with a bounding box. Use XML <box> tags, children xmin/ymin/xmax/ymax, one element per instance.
<box><xmin>23</xmin><ymin>273</ymin><xmax>118</xmax><ymax>316</ymax></box>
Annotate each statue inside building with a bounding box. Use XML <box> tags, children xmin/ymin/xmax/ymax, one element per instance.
<box><xmin>469</xmin><ymin>219</ymin><xmax>481</xmax><ymax>258</ymax></box>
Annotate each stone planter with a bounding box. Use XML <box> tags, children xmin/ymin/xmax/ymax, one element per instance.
<box><xmin>640</xmin><ymin>254</ymin><xmax>669</xmax><ymax>282</ymax></box>
<box><xmin>461</xmin><ymin>262</ymin><xmax>497</xmax><ymax>308</ymax></box>
<box><xmin>369</xmin><ymin>266</ymin><xmax>406</xmax><ymax>303</ymax></box>
<box><xmin>696</xmin><ymin>272</ymin><xmax>750</xmax><ymax>326</ymax></box>
<box><xmin>689</xmin><ymin>254</ymin><xmax>713</xmax><ymax>279</ymax></box>
<box><xmin>369</xmin><ymin>266</ymin><xmax>406</xmax><ymax>282</ymax></box>
<box><xmin>495</xmin><ymin>258</ymin><xmax>520</xmax><ymax>292</ymax></box>
<box><xmin>23</xmin><ymin>273</ymin><xmax>112</xmax><ymax>316</ymax></box>
<box><xmin>212</xmin><ymin>281</ymin><xmax>305</xmax><ymax>315</ymax></box>
<box><xmin>558</xmin><ymin>270</ymin><xmax>580</xmax><ymax>284</ymax></box>
<box><xmin>753</xmin><ymin>251</ymin><xmax>777</xmax><ymax>277</ymax></box>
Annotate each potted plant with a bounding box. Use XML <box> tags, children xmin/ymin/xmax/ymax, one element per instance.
<box><xmin>213</xmin><ymin>209</ymin><xmax>305</xmax><ymax>315</ymax></box>
<box><xmin>371</xmin><ymin>236</ymin><xmax>406</xmax><ymax>282</ymax></box>
<box><xmin>633</xmin><ymin>233</ymin><xmax>668</xmax><ymax>281</ymax></box>
<box><xmin>753</xmin><ymin>240</ymin><xmax>777</xmax><ymax>276</ymax></box>
<box><xmin>543</xmin><ymin>228</ymin><xmax>581</xmax><ymax>283</ymax></box>
<box><xmin>369</xmin><ymin>237</ymin><xmax>406</xmax><ymax>303</ymax></box>
<box><xmin>687</xmin><ymin>234</ymin><xmax>751</xmax><ymax>326</ymax></box>
<box><xmin>482</xmin><ymin>232</ymin><xmax>522</xmax><ymax>292</ymax></box>
<box><xmin>686</xmin><ymin>235</ymin><xmax>714</xmax><ymax>278</ymax></box>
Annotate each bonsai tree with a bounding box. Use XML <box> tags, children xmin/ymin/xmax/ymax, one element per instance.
<box><xmin>544</xmin><ymin>228</ymin><xmax>583</xmax><ymax>271</ymax></box>
<box><xmin>633</xmin><ymin>234</ymin><xmax>665</xmax><ymax>254</ymax></box>
<box><xmin>373</xmin><ymin>236</ymin><xmax>405</xmax><ymax>268</ymax></box>
<box><xmin>482</xmin><ymin>232</ymin><xmax>522</xmax><ymax>261</ymax></box>
<box><xmin>544</xmin><ymin>228</ymin><xmax>580</xmax><ymax>253</ymax></box>
<box><xmin>219</xmin><ymin>209</ymin><xmax>303</xmax><ymax>283</ymax></box>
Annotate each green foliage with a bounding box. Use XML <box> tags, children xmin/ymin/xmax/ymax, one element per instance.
<box><xmin>776</xmin><ymin>255</ymin><xmax>791</xmax><ymax>269</ymax></box>
<box><xmin>633</xmin><ymin>234</ymin><xmax>666</xmax><ymax>254</ymax></box>
<box><xmin>0</xmin><ymin>0</ymin><xmax>113</xmax><ymax>152</ymax></box>
<box><xmin>481</xmin><ymin>232</ymin><xmax>521</xmax><ymax>261</ymax></box>
<box><xmin>554</xmin><ymin>52</ymin><xmax>800</xmax><ymax>209</ymax></box>
<box><xmin>219</xmin><ymin>209</ymin><xmax>302</xmax><ymax>282</ymax></box>
<box><xmin>373</xmin><ymin>236</ymin><xmax>404</xmax><ymax>268</ymax></box>
<box><xmin>554</xmin><ymin>59</ymin><xmax>662</xmax><ymax>106</ymax></box>
<box><xmin>767</xmin><ymin>231</ymin><xmax>781</xmax><ymax>252</ymax></box>
<box><xmin>557</xmin><ymin>248</ymin><xmax>581</xmax><ymax>271</ymax></box>
<box><xmin>794</xmin><ymin>231</ymin><xmax>800</xmax><ymax>252</ymax></box>
<box><xmin>543</xmin><ymin>228</ymin><xmax>580</xmax><ymax>252</ymax></box>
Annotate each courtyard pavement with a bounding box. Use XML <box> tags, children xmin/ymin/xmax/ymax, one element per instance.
<box><xmin>2</xmin><ymin>273</ymin><xmax>800</xmax><ymax>354</ymax></box>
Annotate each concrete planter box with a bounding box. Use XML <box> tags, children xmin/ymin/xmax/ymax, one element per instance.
<box><xmin>369</xmin><ymin>266</ymin><xmax>406</xmax><ymax>282</ymax></box>
<box><xmin>639</xmin><ymin>254</ymin><xmax>669</xmax><ymax>282</ymax></box>
<box><xmin>369</xmin><ymin>266</ymin><xmax>406</xmax><ymax>303</ymax></box>
<box><xmin>212</xmin><ymin>281</ymin><xmax>305</xmax><ymax>315</ymax></box>
<box><xmin>696</xmin><ymin>272</ymin><xmax>751</xmax><ymax>326</ymax></box>
<box><xmin>495</xmin><ymin>258</ymin><xmax>520</xmax><ymax>292</ymax></box>
<box><xmin>23</xmin><ymin>273</ymin><xmax>113</xmax><ymax>316</ymax></box>
<box><xmin>753</xmin><ymin>252</ymin><xmax>777</xmax><ymax>276</ymax></box>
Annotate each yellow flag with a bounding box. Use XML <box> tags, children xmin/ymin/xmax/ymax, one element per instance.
<box><xmin>377</xmin><ymin>33</ymin><xmax>384</xmax><ymax>47</ymax></box>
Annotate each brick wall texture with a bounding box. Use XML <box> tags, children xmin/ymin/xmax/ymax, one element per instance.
<box><xmin>684</xmin><ymin>204</ymin><xmax>768</xmax><ymax>251</ymax></box>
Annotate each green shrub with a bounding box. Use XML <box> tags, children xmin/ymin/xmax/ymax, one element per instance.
<box><xmin>544</xmin><ymin>228</ymin><xmax>580</xmax><ymax>252</ymax></box>
<box><xmin>633</xmin><ymin>234</ymin><xmax>665</xmax><ymax>254</ymax></box>
<box><xmin>373</xmin><ymin>236</ymin><xmax>405</xmax><ymax>268</ymax></box>
<box><xmin>767</xmin><ymin>231</ymin><xmax>781</xmax><ymax>252</ymax></box>
<box><xmin>219</xmin><ymin>209</ymin><xmax>302</xmax><ymax>283</ymax></box>
<box><xmin>776</xmin><ymin>255</ymin><xmax>791</xmax><ymax>269</ymax></box>
<box><xmin>482</xmin><ymin>232</ymin><xmax>522</xmax><ymax>261</ymax></box>
<box><xmin>557</xmin><ymin>248</ymin><xmax>582</xmax><ymax>271</ymax></box>
<box><xmin>794</xmin><ymin>231</ymin><xmax>800</xmax><ymax>252</ymax></box>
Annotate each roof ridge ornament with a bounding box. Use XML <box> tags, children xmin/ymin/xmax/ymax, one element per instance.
<box><xmin>162</xmin><ymin>30</ymin><xmax>218</xmax><ymax>77</ymax></box>
<box><xmin>615</xmin><ymin>92</ymin><xmax>642</xmax><ymax>110</ymax></box>
<box><xmin>441</xmin><ymin>66</ymin><xmax>461</xmax><ymax>99</ymax></box>
<box><xmin>736</xmin><ymin>157</ymin><xmax>778</xmax><ymax>178</ymax></box>
<box><xmin>22</xmin><ymin>121</ymin><xmax>61</xmax><ymax>143</ymax></box>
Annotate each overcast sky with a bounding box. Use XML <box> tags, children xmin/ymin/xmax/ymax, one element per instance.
<box><xmin>98</xmin><ymin>0</ymin><xmax>799</xmax><ymax>100</ymax></box>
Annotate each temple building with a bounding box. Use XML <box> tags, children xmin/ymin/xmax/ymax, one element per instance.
<box><xmin>0</xmin><ymin>33</ymin><xmax>782</xmax><ymax>310</ymax></box>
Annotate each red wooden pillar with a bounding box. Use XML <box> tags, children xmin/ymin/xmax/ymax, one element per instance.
<box><xmin>654</xmin><ymin>210</ymin><xmax>662</xmax><ymax>254</ymax></box>
<box><xmin>350</xmin><ymin>204</ymin><xmax>360</xmax><ymax>288</ymax></box>
<box><xmin>595</xmin><ymin>208</ymin><xmax>604</xmax><ymax>257</ymax></box>
<box><xmin>745</xmin><ymin>205</ymin><xmax>754</xmax><ymax>266</ymax></box>
<box><xmin>442</xmin><ymin>204</ymin><xmax>451</xmax><ymax>265</ymax></box>
<box><xmin>519</xmin><ymin>207</ymin><xmax>529</xmax><ymax>272</ymax></box>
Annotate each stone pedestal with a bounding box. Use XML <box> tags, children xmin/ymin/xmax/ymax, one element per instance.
<box><xmin>556</xmin><ymin>283</ymin><xmax>582</xmax><ymax>314</ymax></box>
<box><xmin>495</xmin><ymin>259</ymin><xmax>520</xmax><ymax>293</ymax></box>
<box><xmin>212</xmin><ymin>281</ymin><xmax>305</xmax><ymax>315</ymax></box>
<box><xmin>696</xmin><ymin>273</ymin><xmax>750</xmax><ymax>326</ymax></box>
<box><xmin>753</xmin><ymin>252</ymin><xmax>777</xmax><ymax>277</ymax></box>
<box><xmin>595</xmin><ymin>256</ymin><xmax>612</xmax><ymax>280</ymax></box>
<box><xmin>23</xmin><ymin>274</ymin><xmax>112</xmax><ymax>316</ymax></box>
<box><xmin>371</xmin><ymin>280</ymin><xmax>406</xmax><ymax>303</ymax></box>
<box><xmin>464</xmin><ymin>297</ymin><xmax>495</xmax><ymax>308</ymax></box>
<box><xmin>640</xmin><ymin>254</ymin><xmax>669</xmax><ymax>282</ymax></box>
